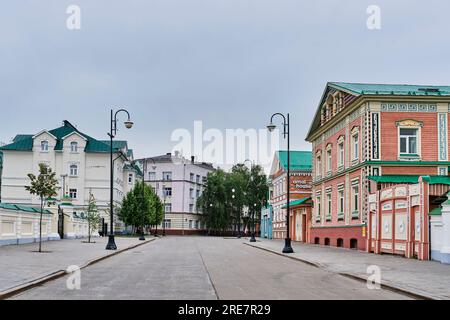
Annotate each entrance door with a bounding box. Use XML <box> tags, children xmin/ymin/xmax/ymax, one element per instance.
<box><xmin>296</xmin><ymin>211</ymin><xmax>302</xmax><ymax>242</ymax></box>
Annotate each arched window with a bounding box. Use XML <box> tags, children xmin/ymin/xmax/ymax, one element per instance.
<box><xmin>70</xmin><ymin>141</ymin><xmax>78</xmax><ymax>153</ymax></box>
<box><xmin>41</xmin><ymin>140</ymin><xmax>49</xmax><ymax>152</ymax></box>
<box><xmin>70</xmin><ymin>164</ymin><xmax>78</xmax><ymax>176</ymax></box>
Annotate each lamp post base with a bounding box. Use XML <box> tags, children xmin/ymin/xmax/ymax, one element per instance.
<box><xmin>106</xmin><ymin>235</ymin><xmax>117</xmax><ymax>250</ymax></box>
<box><xmin>282</xmin><ymin>238</ymin><xmax>294</xmax><ymax>254</ymax></box>
<box><xmin>139</xmin><ymin>236</ymin><xmax>146</xmax><ymax>241</ymax></box>
<box><xmin>250</xmin><ymin>233</ymin><xmax>257</xmax><ymax>242</ymax></box>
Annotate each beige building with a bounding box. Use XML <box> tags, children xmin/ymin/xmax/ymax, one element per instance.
<box><xmin>0</xmin><ymin>120</ymin><xmax>139</xmax><ymax>238</ymax></box>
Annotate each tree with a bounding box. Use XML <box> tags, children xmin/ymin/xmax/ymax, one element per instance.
<box><xmin>86</xmin><ymin>191</ymin><xmax>100</xmax><ymax>243</ymax></box>
<box><xmin>119</xmin><ymin>181</ymin><xmax>164</xmax><ymax>235</ymax></box>
<box><xmin>246</xmin><ymin>165</ymin><xmax>269</xmax><ymax>237</ymax></box>
<box><xmin>25</xmin><ymin>163</ymin><xmax>58</xmax><ymax>253</ymax></box>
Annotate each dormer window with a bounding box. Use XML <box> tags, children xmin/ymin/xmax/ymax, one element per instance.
<box><xmin>71</xmin><ymin>141</ymin><xmax>78</xmax><ymax>153</ymax></box>
<box><xmin>41</xmin><ymin>140</ymin><xmax>49</xmax><ymax>152</ymax></box>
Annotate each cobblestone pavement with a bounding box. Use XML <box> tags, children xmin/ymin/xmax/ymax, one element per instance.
<box><xmin>11</xmin><ymin>237</ymin><xmax>409</xmax><ymax>300</ymax></box>
<box><xmin>247</xmin><ymin>238</ymin><xmax>450</xmax><ymax>300</ymax></box>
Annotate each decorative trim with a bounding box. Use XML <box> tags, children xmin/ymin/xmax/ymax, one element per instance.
<box><xmin>438</xmin><ymin>113</ymin><xmax>448</xmax><ymax>161</ymax></box>
<box><xmin>381</xmin><ymin>103</ymin><xmax>437</xmax><ymax>112</ymax></box>
<box><xmin>395</xmin><ymin>119</ymin><xmax>423</xmax><ymax>127</ymax></box>
<box><xmin>372</xmin><ymin>113</ymin><xmax>380</xmax><ymax>160</ymax></box>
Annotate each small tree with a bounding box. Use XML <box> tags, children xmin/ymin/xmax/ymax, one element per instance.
<box><xmin>86</xmin><ymin>191</ymin><xmax>101</xmax><ymax>243</ymax></box>
<box><xmin>25</xmin><ymin>163</ymin><xmax>58</xmax><ymax>253</ymax></box>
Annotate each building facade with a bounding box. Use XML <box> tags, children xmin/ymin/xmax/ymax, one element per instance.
<box><xmin>143</xmin><ymin>153</ymin><xmax>215</xmax><ymax>235</ymax></box>
<box><xmin>0</xmin><ymin>120</ymin><xmax>139</xmax><ymax>234</ymax></box>
<box><xmin>268</xmin><ymin>151</ymin><xmax>312</xmax><ymax>240</ymax></box>
<box><xmin>306</xmin><ymin>82</ymin><xmax>450</xmax><ymax>251</ymax></box>
<box><xmin>260</xmin><ymin>205</ymin><xmax>273</xmax><ymax>239</ymax></box>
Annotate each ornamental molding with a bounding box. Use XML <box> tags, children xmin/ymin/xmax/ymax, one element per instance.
<box><xmin>395</xmin><ymin>119</ymin><xmax>423</xmax><ymax>127</ymax></box>
<box><xmin>326</xmin><ymin>143</ymin><xmax>332</xmax><ymax>150</ymax></box>
<box><xmin>438</xmin><ymin>113</ymin><xmax>448</xmax><ymax>161</ymax></box>
<box><xmin>381</xmin><ymin>102</ymin><xmax>437</xmax><ymax>112</ymax></box>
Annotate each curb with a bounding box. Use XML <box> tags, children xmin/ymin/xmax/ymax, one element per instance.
<box><xmin>0</xmin><ymin>238</ymin><xmax>156</xmax><ymax>300</ymax></box>
<box><xmin>244</xmin><ymin>242</ymin><xmax>434</xmax><ymax>300</ymax></box>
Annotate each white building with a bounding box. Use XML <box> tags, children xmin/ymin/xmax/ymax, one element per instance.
<box><xmin>0</xmin><ymin>120</ymin><xmax>139</xmax><ymax>235</ymax></box>
<box><xmin>142</xmin><ymin>153</ymin><xmax>215</xmax><ymax>235</ymax></box>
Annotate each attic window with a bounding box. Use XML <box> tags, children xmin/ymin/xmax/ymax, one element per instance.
<box><xmin>41</xmin><ymin>141</ymin><xmax>49</xmax><ymax>152</ymax></box>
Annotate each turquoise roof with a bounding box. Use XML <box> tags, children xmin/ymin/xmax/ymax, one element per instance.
<box><xmin>369</xmin><ymin>175</ymin><xmax>450</xmax><ymax>185</ymax></box>
<box><xmin>277</xmin><ymin>151</ymin><xmax>312</xmax><ymax>171</ymax></box>
<box><xmin>282</xmin><ymin>197</ymin><xmax>311</xmax><ymax>209</ymax></box>
<box><xmin>0</xmin><ymin>121</ymin><xmax>128</xmax><ymax>155</ymax></box>
<box><xmin>0</xmin><ymin>203</ymin><xmax>52</xmax><ymax>214</ymax></box>
<box><xmin>329</xmin><ymin>82</ymin><xmax>450</xmax><ymax>96</ymax></box>
<box><xmin>429</xmin><ymin>207</ymin><xmax>442</xmax><ymax>216</ymax></box>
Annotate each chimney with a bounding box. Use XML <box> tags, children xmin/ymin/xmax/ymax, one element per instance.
<box><xmin>191</xmin><ymin>156</ymin><xmax>195</xmax><ymax>164</ymax></box>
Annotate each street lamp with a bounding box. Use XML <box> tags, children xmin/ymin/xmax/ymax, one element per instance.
<box><xmin>267</xmin><ymin>113</ymin><xmax>293</xmax><ymax>254</ymax></box>
<box><xmin>106</xmin><ymin>109</ymin><xmax>134</xmax><ymax>251</ymax></box>
<box><xmin>162</xmin><ymin>182</ymin><xmax>167</xmax><ymax>236</ymax></box>
<box><xmin>243</xmin><ymin>159</ymin><xmax>258</xmax><ymax>243</ymax></box>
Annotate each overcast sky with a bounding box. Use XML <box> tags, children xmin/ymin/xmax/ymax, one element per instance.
<box><xmin>1</xmin><ymin>0</ymin><xmax>450</xmax><ymax>168</ymax></box>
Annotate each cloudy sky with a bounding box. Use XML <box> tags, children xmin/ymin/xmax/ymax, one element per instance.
<box><xmin>1</xmin><ymin>0</ymin><xmax>450</xmax><ymax>168</ymax></box>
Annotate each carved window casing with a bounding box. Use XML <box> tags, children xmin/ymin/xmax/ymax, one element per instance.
<box><xmin>396</xmin><ymin>119</ymin><xmax>422</xmax><ymax>160</ymax></box>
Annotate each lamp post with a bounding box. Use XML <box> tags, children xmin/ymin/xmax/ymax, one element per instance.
<box><xmin>267</xmin><ymin>113</ymin><xmax>294</xmax><ymax>254</ymax></box>
<box><xmin>106</xmin><ymin>109</ymin><xmax>134</xmax><ymax>251</ymax></box>
<box><xmin>243</xmin><ymin>159</ymin><xmax>258</xmax><ymax>243</ymax></box>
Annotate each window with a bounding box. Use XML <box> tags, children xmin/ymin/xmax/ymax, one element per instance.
<box><xmin>338</xmin><ymin>190</ymin><xmax>344</xmax><ymax>215</ymax></box>
<box><xmin>149</xmin><ymin>172</ymin><xmax>156</xmax><ymax>181</ymax></box>
<box><xmin>190</xmin><ymin>173</ymin><xmax>195</xmax><ymax>182</ymax></box>
<box><xmin>163</xmin><ymin>187</ymin><xmax>172</xmax><ymax>197</ymax></box>
<box><xmin>196</xmin><ymin>175</ymin><xmax>200</xmax><ymax>183</ymax></box>
<box><xmin>164</xmin><ymin>219</ymin><xmax>171</xmax><ymax>229</ymax></box>
<box><xmin>128</xmin><ymin>173</ymin><xmax>133</xmax><ymax>184</ymax></box>
<box><xmin>326</xmin><ymin>149</ymin><xmax>332</xmax><ymax>172</ymax></box>
<box><xmin>69</xmin><ymin>189</ymin><xmax>77</xmax><ymax>199</ymax></box>
<box><xmin>352</xmin><ymin>185</ymin><xmax>359</xmax><ymax>216</ymax></box>
<box><xmin>316</xmin><ymin>196</ymin><xmax>321</xmax><ymax>219</ymax></box>
<box><xmin>164</xmin><ymin>203</ymin><xmax>172</xmax><ymax>213</ymax></box>
<box><xmin>338</xmin><ymin>142</ymin><xmax>344</xmax><ymax>167</ymax></box>
<box><xmin>41</xmin><ymin>140</ymin><xmax>49</xmax><ymax>152</ymax></box>
<box><xmin>70</xmin><ymin>141</ymin><xmax>78</xmax><ymax>153</ymax></box>
<box><xmin>195</xmin><ymin>220</ymin><xmax>199</xmax><ymax>229</ymax></box>
<box><xmin>190</xmin><ymin>188</ymin><xmax>194</xmax><ymax>199</ymax></box>
<box><xmin>326</xmin><ymin>193</ymin><xmax>332</xmax><ymax>220</ymax></box>
<box><xmin>163</xmin><ymin>171</ymin><xmax>172</xmax><ymax>181</ymax></box>
<box><xmin>316</xmin><ymin>154</ymin><xmax>322</xmax><ymax>178</ymax></box>
<box><xmin>69</xmin><ymin>164</ymin><xmax>78</xmax><ymax>177</ymax></box>
<box><xmin>196</xmin><ymin>189</ymin><xmax>201</xmax><ymax>198</ymax></box>
<box><xmin>399</xmin><ymin>128</ymin><xmax>418</xmax><ymax>155</ymax></box>
<box><xmin>189</xmin><ymin>220</ymin><xmax>194</xmax><ymax>229</ymax></box>
<box><xmin>352</xmin><ymin>134</ymin><xmax>359</xmax><ymax>160</ymax></box>
<box><xmin>189</xmin><ymin>204</ymin><xmax>194</xmax><ymax>213</ymax></box>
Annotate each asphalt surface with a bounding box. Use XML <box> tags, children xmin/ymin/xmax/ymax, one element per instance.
<box><xmin>11</xmin><ymin>237</ymin><xmax>411</xmax><ymax>300</ymax></box>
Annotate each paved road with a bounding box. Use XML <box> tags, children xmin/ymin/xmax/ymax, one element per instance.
<box><xmin>12</xmin><ymin>237</ymin><xmax>410</xmax><ymax>300</ymax></box>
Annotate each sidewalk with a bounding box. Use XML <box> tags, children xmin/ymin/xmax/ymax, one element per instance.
<box><xmin>0</xmin><ymin>236</ymin><xmax>156</xmax><ymax>297</ymax></box>
<box><xmin>246</xmin><ymin>239</ymin><xmax>450</xmax><ymax>300</ymax></box>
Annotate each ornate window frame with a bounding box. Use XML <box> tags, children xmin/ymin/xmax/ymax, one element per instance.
<box><xmin>396</xmin><ymin>119</ymin><xmax>422</xmax><ymax>160</ymax></box>
<box><xmin>337</xmin><ymin>135</ymin><xmax>345</xmax><ymax>171</ymax></box>
<box><xmin>325</xmin><ymin>143</ymin><xmax>332</xmax><ymax>176</ymax></box>
<box><xmin>350</xmin><ymin>126</ymin><xmax>360</xmax><ymax>165</ymax></box>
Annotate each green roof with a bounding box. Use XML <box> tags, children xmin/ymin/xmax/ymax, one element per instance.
<box><xmin>0</xmin><ymin>121</ymin><xmax>129</xmax><ymax>155</ymax></box>
<box><xmin>429</xmin><ymin>207</ymin><xmax>442</xmax><ymax>216</ymax></box>
<box><xmin>330</xmin><ymin>82</ymin><xmax>450</xmax><ymax>96</ymax></box>
<box><xmin>282</xmin><ymin>197</ymin><xmax>311</xmax><ymax>209</ymax></box>
<box><xmin>278</xmin><ymin>151</ymin><xmax>312</xmax><ymax>172</ymax></box>
<box><xmin>369</xmin><ymin>175</ymin><xmax>450</xmax><ymax>185</ymax></box>
<box><xmin>0</xmin><ymin>203</ymin><xmax>52</xmax><ymax>214</ymax></box>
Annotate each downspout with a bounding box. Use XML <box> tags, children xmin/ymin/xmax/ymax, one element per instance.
<box><xmin>182</xmin><ymin>160</ymin><xmax>186</xmax><ymax>235</ymax></box>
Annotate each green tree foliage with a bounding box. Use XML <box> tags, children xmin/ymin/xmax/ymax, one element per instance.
<box><xmin>25</xmin><ymin>163</ymin><xmax>58</xmax><ymax>253</ymax></box>
<box><xmin>119</xmin><ymin>181</ymin><xmax>164</xmax><ymax>234</ymax></box>
<box><xmin>197</xmin><ymin>163</ymin><xmax>269</xmax><ymax>236</ymax></box>
<box><xmin>86</xmin><ymin>191</ymin><xmax>101</xmax><ymax>243</ymax></box>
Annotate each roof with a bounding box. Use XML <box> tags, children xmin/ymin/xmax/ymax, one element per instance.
<box><xmin>0</xmin><ymin>203</ymin><xmax>52</xmax><ymax>214</ymax></box>
<box><xmin>329</xmin><ymin>82</ymin><xmax>450</xmax><ymax>96</ymax></box>
<box><xmin>368</xmin><ymin>175</ymin><xmax>450</xmax><ymax>185</ymax></box>
<box><xmin>429</xmin><ymin>207</ymin><xmax>442</xmax><ymax>216</ymax></box>
<box><xmin>306</xmin><ymin>82</ymin><xmax>450</xmax><ymax>141</ymax></box>
<box><xmin>0</xmin><ymin>120</ymin><xmax>128</xmax><ymax>155</ymax></box>
<box><xmin>277</xmin><ymin>151</ymin><xmax>312</xmax><ymax>171</ymax></box>
<box><xmin>281</xmin><ymin>197</ymin><xmax>311</xmax><ymax>209</ymax></box>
